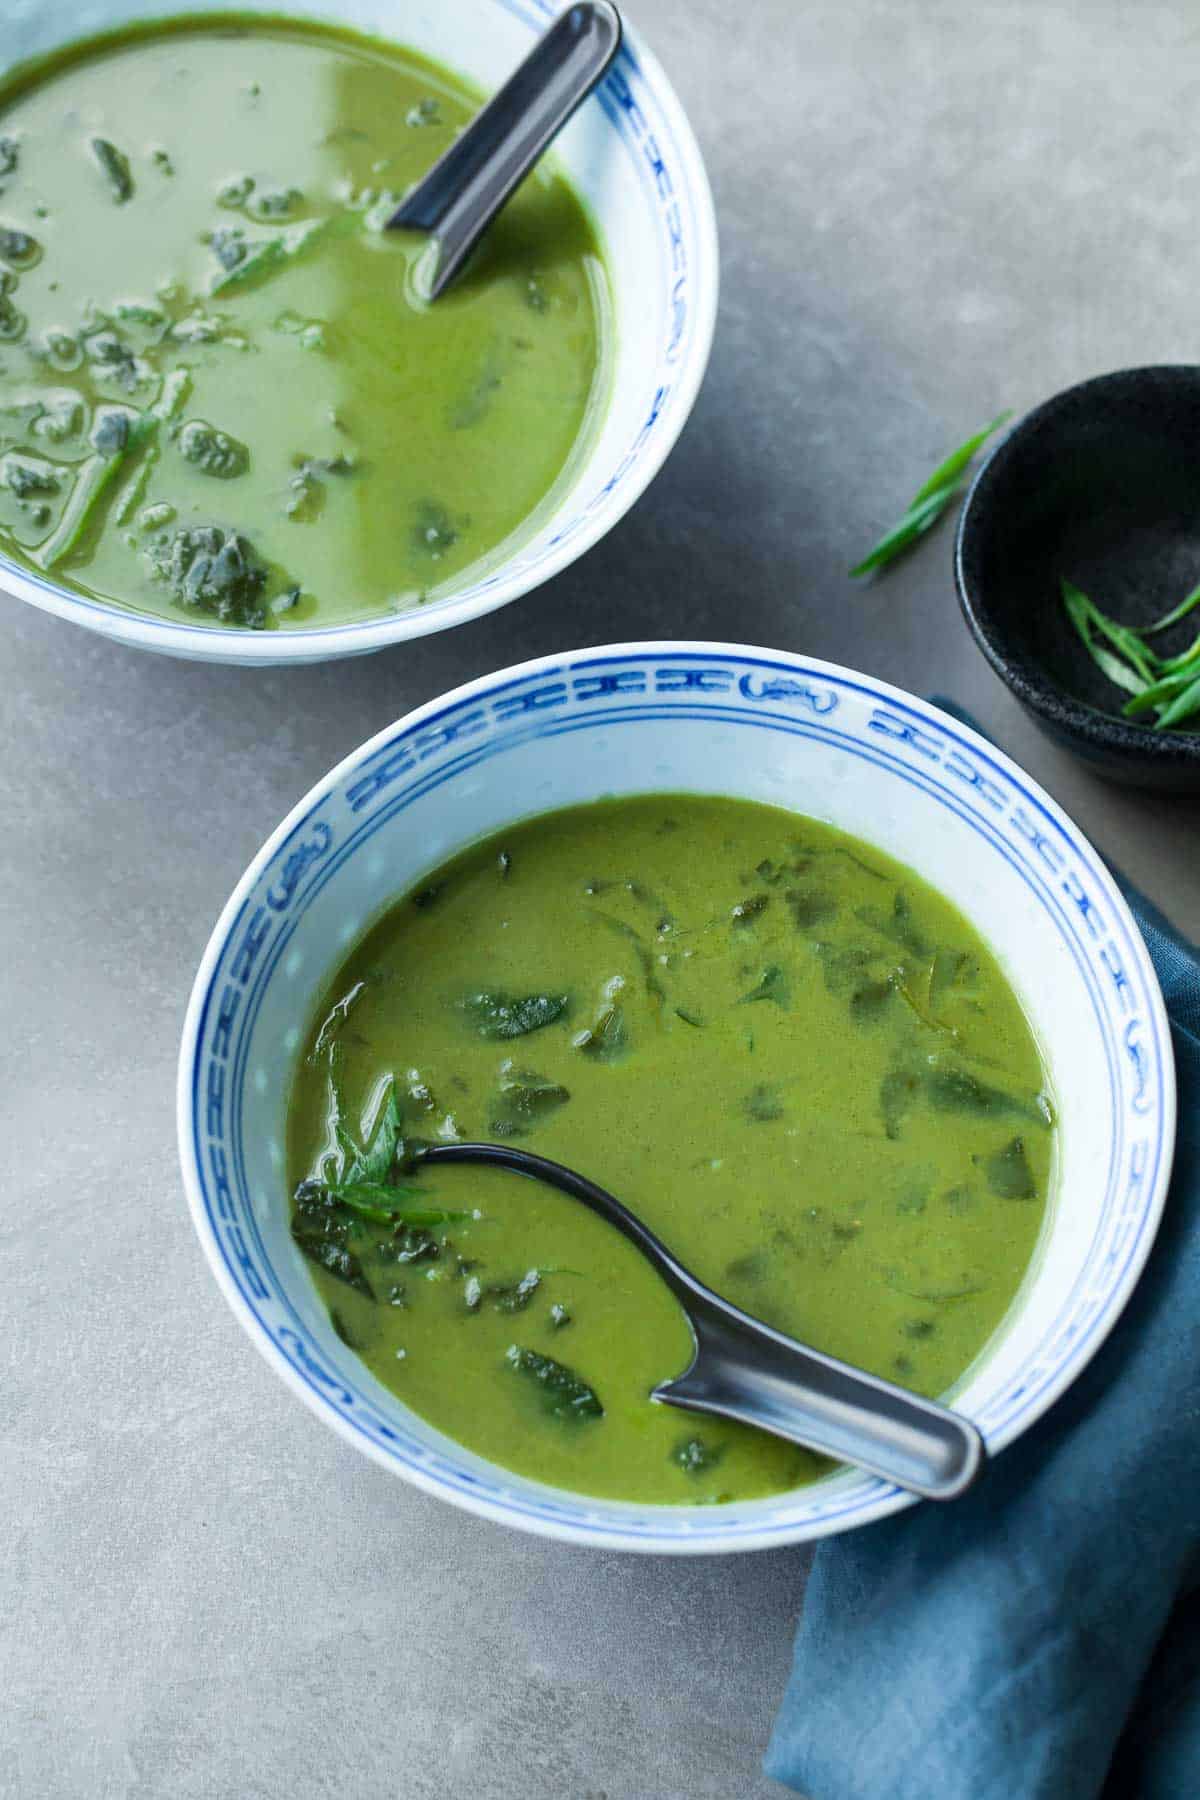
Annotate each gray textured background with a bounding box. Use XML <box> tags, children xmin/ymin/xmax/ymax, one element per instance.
<box><xmin>5</xmin><ymin>3</ymin><xmax>1200</xmax><ymax>1797</ymax></box>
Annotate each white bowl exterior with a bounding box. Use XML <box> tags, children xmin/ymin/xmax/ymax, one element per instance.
<box><xmin>179</xmin><ymin>644</ymin><xmax>1176</xmax><ymax>1552</ymax></box>
<box><xmin>0</xmin><ymin>1</ymin><xmax>717</xmax><ymax>662</ymax></box>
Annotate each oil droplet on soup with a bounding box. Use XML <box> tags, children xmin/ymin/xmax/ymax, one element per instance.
<box><xmin>0</xmin><ymin>17</ymin><xmax>608</xmax><ymax>627</ymax></box>
<box><xmin>287</xmin><ymin>796</ymin><xmax>1054</xmax><ymax>1505</ymax></box>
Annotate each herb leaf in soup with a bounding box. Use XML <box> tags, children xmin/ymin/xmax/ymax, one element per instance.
<box><xmin>506</xmin><ymin>1347</ymin><xmax>603</xmax><ymax>1422</ymax></box>
<box><xmin>207</xmin><ymin>216</ymin><xmax>332</xmax><ymax>295</ymax></box>
<box><xmin>338</xmin><ymin>1082</ymin><xmax>403</xmax><ymax>1185</ymax></box>
<box><xmin>673</xmin><ymin>1436</ymin><xmax>724</xmax><ymax>1474</ymax></box>
<box><xmin>291</xmin><ymin>1227</ymin><xmax>374</xmax><ymax>1298</ymax></box>
<box><xmin>323</xmin><ymin>1180</ymin><xmax>470</xmax><ymax>1229</ymax></box>
<box><xmin>489</xmin><ymin>1064</ymin><xmax>570</xmax><ymax>1137</ymax></box>
<box><xmin>144</xmin><ymin>526</ymin><xmax>272</xmax><ymax>627</ymax></box>
<box><xmin>744</xmin><ymin>1083</ymin><xmax>785</xmax><ymax>1123</ymax></box>
<box><xmin>572</xmin><ymin>976</ymin><xmax>628</xmax><ymax>1059</ymax></box>
<box><xmin>287</xmin><ymin>795</ymin><xmax>1053</xmax><ymax>1506</ymax></box>
<box><xmin>0</xmin><ymin>18</ymin><xmax>608</xmax><ymax>629</ymax></box>
<box><xmin>177</xmin><ymin>420</ymin><xmax>249</xmax><ymax>479</ymax></box>
<box><xmin>90</xmin><ymin>136</ymin><xmax>133</xmax><ymax>203</ymax></box>
<box><xmin>31</xmin><ymin>408</ymin><xmax>154</xmax><ymax>570</ymax></box>
<box><xmin>925</xmin><ymin>1062</ymin><xmax>1047</xmax><ymax>1124</ymax></box>
<box><xmin>984</xmin><ymin>1136</ymin><xmax>1038</xmax><ymax>1200</ymax></box>
<box><xmin>472</xmin><ymin>1269</ymin><xmax>542</xmax><ymax>1313</ymax></box>
<box><xmin>459</xmin><ymin>991</ymin><xmax>569</xmax><ymax>1040</ymax></box>
<box><xmin>740</xmin><ymin>964</ymin><xmax>791</xmax><ymax>1007</ymax></box>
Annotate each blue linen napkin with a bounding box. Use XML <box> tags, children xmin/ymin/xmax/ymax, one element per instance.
<box><xmin>765</xmin><ymin>768</ymin><xmax>1200</xmax><ymax>1800</ymax></box>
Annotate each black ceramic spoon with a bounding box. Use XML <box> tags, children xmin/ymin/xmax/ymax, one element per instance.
<box><xmin>388</xmin><ymin>3</ymin><xmax>622</xmax><ymax>299</ymax></box>
<box><xmin>419</xmin><ymin>1141</ymin><xmax>986</xmax><ymax>1501</ymax></box>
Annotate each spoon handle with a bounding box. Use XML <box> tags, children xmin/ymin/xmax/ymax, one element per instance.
<box><xmin>653</xmin><ymin>1293</ymin><xmax>985</xmax><ymax>1502</ymax></box>
<box><xmin>419</xmin><ymin>1142</ymin><xmax>986</xmax><ymax>1501</ymax></box>
<box><xmin>388</xmin><ymin>2</ymin><xmax>622</xmax><ymax>298</ymax></box>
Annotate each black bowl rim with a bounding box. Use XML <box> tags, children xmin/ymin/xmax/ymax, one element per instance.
<box><xmin>954</xmin><ymin>364</ymin><xmax>1200</xmax><ymax>768</ymax></box>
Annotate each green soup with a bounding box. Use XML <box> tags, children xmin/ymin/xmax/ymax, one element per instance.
<box><xmin>0</xmin><ymin>16</ymin><xmax>607</xmax><ymax>628</ymax></box>
<box><xmin>287</xmin><ymin>796</ymin><xmax>1054</xmax><ymax>1506</ymax></box>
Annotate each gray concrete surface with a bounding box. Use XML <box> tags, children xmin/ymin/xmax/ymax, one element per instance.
<box><xmin>5</xmin><ymin>3</ymin><xmax>1200</xmax><ymax>1797</ymax></box>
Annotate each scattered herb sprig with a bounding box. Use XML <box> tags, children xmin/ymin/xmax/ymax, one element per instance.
<box><xmin>1061</xmin><ymin>577</ymin><xmax>1200</xmax><ymax>731</ymax></box>
<box><xmin>850</xmin><ymin>413</ymin><xmax>1010</xmax><ymax>578</ymax></box>
<box><xmin>852</xmin><ymin>409</ymin><xmax>1200</xmax><ymax>733</ymax></box>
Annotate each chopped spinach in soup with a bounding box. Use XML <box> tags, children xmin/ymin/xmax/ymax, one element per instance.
<box><xmin>287</xmin><ymin>797</ymin><xmax>1054</xmax><ymax>1504</ymax></box>
<box><xmin>0</xmin><ymin>17</ymin><xmax>607</xmax><ymax>627</ymax></box>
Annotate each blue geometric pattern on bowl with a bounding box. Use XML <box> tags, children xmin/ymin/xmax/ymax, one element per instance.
<box><xmin>179</xmin><ymin>645</ymin><xmax>1175</xmax><ymax>1551</ymax></box>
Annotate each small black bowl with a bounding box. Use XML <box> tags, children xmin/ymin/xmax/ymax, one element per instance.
<box><xmin>956</xmin><ymin>365</ymin><xmax>1200</xmax><ymax>789</ymax></box>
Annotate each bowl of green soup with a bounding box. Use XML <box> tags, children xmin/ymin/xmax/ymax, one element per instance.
<box><xmin>179</xmin><ymin>643</ymin><xmax>1176</xmax><ymax>1550</ymax></box>
<box><xmin>0</xmin><ymin>4</ymin><xmax>715</xmax><ymax>662</ymax></box>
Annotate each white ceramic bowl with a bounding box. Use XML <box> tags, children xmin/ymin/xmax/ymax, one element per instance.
<box><xmin>179</xmin><ymin>642</ymin><xmax>1177</xmax><ymax>1551</ymax></box>
<box><xmin>2</xmin><ymin>1</ymin><xmax>716</xmax><ymax>664</ymax></box>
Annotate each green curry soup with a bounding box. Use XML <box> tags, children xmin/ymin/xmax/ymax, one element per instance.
<box><xmin>287</xmin><ymin>797</ymin><xmax>1054</xmax><ymax>1504</ymax></box>
<box><xmin>0</xmin><ymin>17</ymin><xmax>607</xmax><ymax>628</ymax></box>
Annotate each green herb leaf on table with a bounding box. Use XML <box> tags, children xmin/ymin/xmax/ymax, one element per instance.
<box><xmin>907</xmin><ymin>414</ymin><xmax>1013</xmax><ymax>506</ymax></box>
<box><xmin>850</xmin><ymin>412</ymin><xmax>1010</xmax><ymax>578</ymax></box>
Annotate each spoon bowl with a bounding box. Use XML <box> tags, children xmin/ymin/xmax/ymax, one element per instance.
<box><xmin>389</xmin><ymin>2</ymin><xmax>622</xmax><ymax>298</ymax></box>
